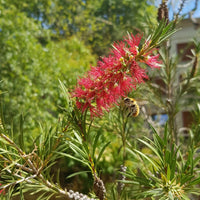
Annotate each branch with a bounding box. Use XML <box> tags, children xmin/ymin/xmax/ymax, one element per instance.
<box><xmin>0</xmin><ymin>133</ymin><xmax>97</xmax><ymax>199</ymax></box>
<box><xmin>1</xmin><ymin>174</ymin><xmax>36</xmax><ymax>190</ymax></box>
<box><xmin>174</xmin><ymin>0</ymin><xmax>187</xmax><ymax>21</ymax></box>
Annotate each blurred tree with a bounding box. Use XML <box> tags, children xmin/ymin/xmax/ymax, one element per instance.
<box><xmin>89</xmin><ymin>0</ymin><xmax>157</xmax><ymax>55</ymax></box>
<box><xmin>2</xmin><ymin>0</ymin><xmax>157</xmax><ymax>55</ymax></box>
<box><xmin>0</xmin><ymin>3</ymin><xmax>95</xmax><ymax>138</ymax></box>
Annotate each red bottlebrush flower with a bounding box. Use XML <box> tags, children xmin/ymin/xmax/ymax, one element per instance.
<box><xmin>145</xmin><ymin>55</ymin><xmax>160</xmax><ymax>68</ymax></box>
<box><xmin>0</xmin><ymin>183</ymin><xmax>5</xmax><ymax>195</ymax></box>
<box><xmin>72</xmin><ymin>33</ymin><xmax>160</xmax><ymax>117</ymax></box>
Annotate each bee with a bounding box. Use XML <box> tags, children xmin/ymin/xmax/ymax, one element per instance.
<box><xmin>123</xmin><ymin>97</ymin><xmax>140</xmax><ymax>117</ymax></box>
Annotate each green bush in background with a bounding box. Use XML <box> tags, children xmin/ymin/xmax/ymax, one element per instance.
<box><xmin>0</xmin><ymin>3</ymin><xmax>95</xmax><ymax>138</ymax></box>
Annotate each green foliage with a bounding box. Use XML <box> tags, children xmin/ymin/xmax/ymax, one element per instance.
<box><xmin>0</xmin><ymin>3</ymin><xmax>95</xmax><ymax>137</ymax></box>
<box><xmin>85</xmin><ymin>0</ymin><xmax>158</xmax><ymax>55</ymax></box>
<box><xmin>1</xmin><ymin>0</ymin><xmax>157</xmax><ymax>55</ymax></box>
<box><xmin>125</xmin><ymin>124</ymin><xmax>200</xmax><ymax>199</ymax></box>
<box><xmin>0</xmin><ymin>119</ymin><xmax>69</xmax><ymax>200</ymax></box>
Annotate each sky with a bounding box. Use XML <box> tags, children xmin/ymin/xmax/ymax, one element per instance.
<box><xmin>154</xmin><ymin>0</ymin><xmax>200</xmax><ymax>19</ymax></box>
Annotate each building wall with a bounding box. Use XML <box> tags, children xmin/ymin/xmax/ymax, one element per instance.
<box><xmin>170</xmin><ymin>19</ymin><xmax>200</xmax><ymax>131</ymax></box>
<box><xmin>170</xmin><ymin>19</ymin><xmax>200</xmax><ymax>56</ymax></box>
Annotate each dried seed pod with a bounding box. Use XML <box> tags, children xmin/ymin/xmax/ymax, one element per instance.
<box><xmin>93</xmin><ymin>176</ymin><xmax>106</xmax><ymax>200</ymax></box>
<box><xmin>117</xmin><ymin>165</ymin><xmax>127</xmax><ymax>194</ymax></box>
<box><xmin>67</xmin><ymin>189</ymin><xmax>95</xmax><ymax>200</ymax></box>
<box><xmin>157</xmin><ymin>1</ymin><xmax>169</xmax><ymax>24</ymax></box>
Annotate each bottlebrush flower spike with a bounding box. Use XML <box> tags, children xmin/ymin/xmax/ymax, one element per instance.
<box><xmin>72</xmin><ymin>33</ymin><xmax>160</xmax><ymax>117</ymax></box>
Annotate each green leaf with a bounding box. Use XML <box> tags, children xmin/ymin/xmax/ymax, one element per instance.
<box><xmin>164</xmin><ymin>123</ymin><xmax>168</xmax><ymax>144</ymax></box>
<box><xmin>92</xmin><ymin>129</ymin><xmax>102</xmax><ymax>158</ymax></box>
<box><xmin>68</xmin><ymin>142</ymin><xmax>87</xmax><ymax>159</ymax></box>
<box><xmin>188</xmin><ymin>177</ymin><xmax>200</xmax><ymax>186</ymax></box>
<box><xmin>55</xmin><ymin>152</ymin><xmax>90</xmax><ymax>168</ymax></box>
<box><xmin>66</xmin><ymin>170</ymin><xmax>90</xmax><ymax>179</ymax></box>
<box><xmin>0</xmin><ymin>137</ymin><xmax>9</xmax><ymax>145</ymax></box>
<box><xmin>137</xmin><ymin>138</ymin><xmax>164</xmax><ymax>166</ymax></box>
<box><xmin>148</xmin><ymin>123</ymin><xmax>157</xmax><ymax>134</ymax></box>
<box><xmin>129</xmin><ymin>148</ymin><xmax>158</xmax><ymax>170</ymax></box>
<box><xmin>18</xmin><ymin>114</ymin><xmax>24</xmax><ymax>151</ymax></box>
<box><xmin>181</xmin><ymin>174</ymin><xmax>194</xmax><ymax>185</ymax></box>
<box><xmin>181</xmin><ymin>194</ymin><xmax>191</xmax><ymax>200</ymax></box>
<box><xmin>73</xmin><ymin>130</ymin><xmax>83</xmax><ymax>144</ymax></box>
<box><xmin>59</xmin><ymin>79</ymin><xmax>70</xmax><ymax>105</ymax></box>
<box><xmin>153</xmin><ymin>133</ymin><xmax>164</xmax><ymax>149</ymax></box>
<box><xmin>96</xmin><ymin>141</ymin><xmax>111</xmax><ymax>164</ymax></box>
<box><xmin>167</xmin><ymin>164</ymin><xmax>171</xmax><ymax>181</ymax></box>
<box><xmin>19</xmin><ymin>183</ymin><xmax>24</xmax><ymax>200</ymax></box>
<box><xmin>168</xmin><ymin>191</ymin><xmax>174</xmax><ymax>200</ymax></box>
<box><xmin>151</xmin><ymin>20</ymin><xmax>177</xmax><ymax>47</ymax></box>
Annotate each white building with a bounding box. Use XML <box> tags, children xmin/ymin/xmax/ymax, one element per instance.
<box><xmin>148</xmin><ymin>18</ymin><xmax>200</xmax><ymax>136</ymax></box>
<box><xmin>170</xmin><ymin>18</ymin><xmax>200</xmax><ymax>131</ymax></box>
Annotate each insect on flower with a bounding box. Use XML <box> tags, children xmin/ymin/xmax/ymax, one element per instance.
<box><xmin>72</xmin><ymin>33</ymin><xmax>160</xmax><ymax>118</ymax></box>
<box><xmin>123</xmin><ymin>97</ymin><xmax>140</xmax><ymax>117</ymax></box>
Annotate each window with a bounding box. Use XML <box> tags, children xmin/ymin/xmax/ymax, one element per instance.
<box><xmin>176</xmin><ymin>42</ymin><xmax>195</xmax><ymax>62</ymax></box>
<box><xmin>182</xmin><ymin>111</ymin><xmax>194</xmax><ymax>128</ymax></box>
<box><xmin>152</xmin><ymin>114</ymin><xmax>168</xmax><ymax>126</ymax></box>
